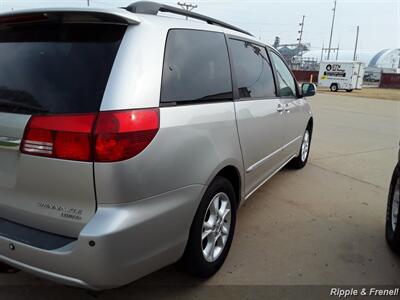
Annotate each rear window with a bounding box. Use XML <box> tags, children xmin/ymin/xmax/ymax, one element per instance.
<box><xmin>0</xmin><ymin>23</ymin><xmax>126</xmax><ymax>114</ymax></box>
<box><xmin>161</xmin><ymin>29</ymin><xmax>233</xmax><ymax>104</ymax></box>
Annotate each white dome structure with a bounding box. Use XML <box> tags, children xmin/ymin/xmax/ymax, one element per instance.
<box><xmin>368</xmin><ymin>49</ymin><xmax>400</xmax><ymax>69</ymax></box>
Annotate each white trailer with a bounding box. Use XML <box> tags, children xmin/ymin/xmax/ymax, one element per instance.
<box><xmin>318</xmin><ymin>61</ymin><xmax>365</xmax><ymax>92</ymax></box>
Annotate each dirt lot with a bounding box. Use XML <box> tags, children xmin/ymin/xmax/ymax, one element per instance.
<box><xmin>318</xmin><ymin>87</ymin><xmax>400</xmax><ymax>101</ymax></box>
<box><xmin>1</xmin><ymin>93</ymin><xmax>400</xmax><ymax>299</ymax></box>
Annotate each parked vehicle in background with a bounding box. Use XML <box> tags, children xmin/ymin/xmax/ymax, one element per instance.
<box><xmin>318</xmin><ymin>61</ymin><xmax>365</xmax><ymax>92</ymax></box>
<box><xmin>386</xmin><ymin>147</ymin><xmax>400</xmax><ymax>253</ymax></box>
<box><xmin>0</xmin><ymin>2</ymin><xmax>315</xmax><ymax>290</ymax></box>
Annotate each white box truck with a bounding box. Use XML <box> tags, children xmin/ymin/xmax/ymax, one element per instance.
<box><xmin>318</xmin><ymin>61</ymin><xmax>365</xmax><ymax>92</ymax></box>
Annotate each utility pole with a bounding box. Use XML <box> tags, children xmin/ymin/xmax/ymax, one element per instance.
<box><xmin>321</xmin><ymin>42</ymin><xmax>325</xmax><ymax>61</ymax></box>
<box><xmin>353</xmin><ymin>25</ymin><xmax>359</xmax><ymax>61</ymax></box>
<box><xmin>327</xmin><ymin>0</ymin><xmax>337</xmax><ymax>60</ymax></box>
<box><xmin>87</xmin><ymin>0</ymin><xmax>90</xmax><ymax>6</ymax></box>
<box><xmin>177</xmin><ymin>2</ymin><xmax>198</xmax><ymax>20</ymax></box>
<box><xmin>297</xmin><ymin>15</ymin><xmax>306</xmax><ymax>62</ymax></box>
<box><xmin>321</xmin><ymin>45</ymin><xmax>339</xmax><ymax>61</ymax></box>
<box><xmin>336</xmin><ymin>43</ymin><xmax>339</xmax><ymax>60</ymax></box>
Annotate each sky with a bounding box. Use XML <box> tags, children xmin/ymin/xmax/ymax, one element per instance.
<box><xmin>0</xmin><ymin>0</ymin><xmax>399</xmax><ymax>53</ymax></box>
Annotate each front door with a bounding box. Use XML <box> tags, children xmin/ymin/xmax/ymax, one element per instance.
<box><xmin>270</xmin><ymin>50</ymin><xmax>306</xmax><ymax>160</ymax></box>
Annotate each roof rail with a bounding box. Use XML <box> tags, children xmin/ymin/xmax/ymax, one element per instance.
<box><xmin>126</xmin><ymin>1</ymin><xmax>253</xmax><ymax>37</ymax></box>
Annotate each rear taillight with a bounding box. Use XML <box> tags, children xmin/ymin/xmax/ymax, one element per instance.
<box><xmin>94</xmin><ymin>109</ymin><xmax>159</xmax><ymax>162</ymax></box>
<box><xmin>21</xmin><ymin>109</ymin><xmax>159</xmax><ymax>162</ymax></box>
<box><xmin>21</xmin><ymin>114</ymin><xmax>95</xmax><ymax>161</ymax></box>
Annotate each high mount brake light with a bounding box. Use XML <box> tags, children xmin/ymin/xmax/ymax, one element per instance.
<box><xmin>0</xmin><ymin>14</ymin><xmax>48</xmax><ymax>25</ymax></box>
<box><xmin>20</xmin><ymin>109</ymin><xmax>160</xmax><ymax>162</ymax></box>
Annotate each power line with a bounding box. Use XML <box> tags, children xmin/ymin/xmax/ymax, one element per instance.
<box><xmin>177</xmin><ymin>2</ymin><xmax>198</xmax><ymax>20</ymax></box>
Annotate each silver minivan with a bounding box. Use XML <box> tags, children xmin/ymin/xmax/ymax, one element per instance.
<box><xmin>0</xmin><ymin>2</ymin><xmax>315</xmax><ymax>289</ymax></box>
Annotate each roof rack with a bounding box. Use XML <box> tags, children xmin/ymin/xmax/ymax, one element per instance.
<box><xmin>126</xmin><ymin>1</ymin><xmax>253</xmax><ymax>37</ymax></box>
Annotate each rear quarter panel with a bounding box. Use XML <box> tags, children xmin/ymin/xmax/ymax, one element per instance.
<box><xmin>94</xmin><ymin>103</ymin><xmax>244</xmax><ymax>204</ymax></box>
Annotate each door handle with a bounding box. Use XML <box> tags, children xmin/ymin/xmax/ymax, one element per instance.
<box><xmin>277</xmin><ymin>104</ymin><xmax>284</xmax><ymax>113</ymax></box>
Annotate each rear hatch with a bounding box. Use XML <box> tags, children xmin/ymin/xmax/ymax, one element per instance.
<box><xmin>0</xmin><ymin>13</ymin><xmax>126</xmax><ymax>238</ymax></box>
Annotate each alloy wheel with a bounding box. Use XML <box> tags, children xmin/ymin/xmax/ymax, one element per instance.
<box><xmin>301</xmin><ymin>130</ymin><xmax>310</xmax><ymax>162</ymax></box>
<box><xmin>201</xmin><ymin>192</ymin><xmax>232</xmax><ymax>263</ymax></box>
<box><xmin>392</xmin><ymin>177</ymin><xmax>400</xmax><ymax>231</ymax></box>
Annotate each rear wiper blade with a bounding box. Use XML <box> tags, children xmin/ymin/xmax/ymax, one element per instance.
<box><xmin>0</xmin><ymin>98</ymin><xmax>49</xmax><ymax>113</ymax></box>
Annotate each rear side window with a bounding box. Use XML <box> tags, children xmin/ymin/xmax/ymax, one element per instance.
<box><xmin>0</xmin><ymin>23</ymin><xmax>125</xmax><ymax>115</ymax></box>
<box><xmin>229</xmin><ymin>39</ymin><xmax>276</xmax><ymax>99</ymax></box>
<box><xmin>161</xmin><ymin>30</ymin><xmax>233</xmax><ymax>104</ymax></box>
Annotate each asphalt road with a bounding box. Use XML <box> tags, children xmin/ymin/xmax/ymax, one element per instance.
<box><xmin>1</xmin><ymin>93</ymin><xmax>400</xmax><ymax>299</ymax></box>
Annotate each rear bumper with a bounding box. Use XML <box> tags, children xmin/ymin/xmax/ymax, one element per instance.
<box><xmin>0</xmin><ymin>184</ymin><xmax>205</xmax><ymax>290</ymax></box>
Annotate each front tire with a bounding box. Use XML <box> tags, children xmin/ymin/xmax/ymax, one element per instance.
<box><xmin>386</xmin><ymin>163</ymin><xmax>400</xmax><ymax>253</ymax></box>
<box><xmin>330</xmin><ymin>84</ymin><xmax>338</xmax><ymax>92</ymax></box>
<box><xmin>181</xmin><ymin>176</ymin><xmax>236</xmax><ymax>278</ymax></box>
<box><xmin>289</xmin><ymin>128</ymin><xmax>312</xmax><ymax>169</ymax></box>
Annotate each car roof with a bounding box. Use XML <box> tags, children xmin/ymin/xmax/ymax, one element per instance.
<box><xmin>138</xmin><ymin>12</ymin><xmax>273</xmax><ymax>50</ymax></box>
<box><xmin>137</xmin><ymin>13</ymin><xmax>251</xmax><ymax>38</ymax></box>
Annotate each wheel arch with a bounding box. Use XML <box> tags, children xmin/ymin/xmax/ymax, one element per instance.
<box><xmin>214</xmin><ymin>165</ymin><xmax>242</xmax><ymax>209</ymax></box>
<box><xmin>203</xmin><ymin>161</ymin><xmax>244</xmax><ymax>210</ymax></box>
<box><xmin>307</xmin><ymin>117</ymin><xmax>314</xmax><ymax>132</ymax></box>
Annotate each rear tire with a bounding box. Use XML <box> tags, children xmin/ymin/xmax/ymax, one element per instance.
<box><xmin>386</xmin><ymin>163</ymin><xmax>400</xmax><ymax>254</ymax></box>
<box><xmin>330</xmin><ymin>84</ymin><xmax>338</xmax><ymax>92</ymax></box>
<box><xmin>289</xmin><ymin>127</ymin><xmax>312</xmax><ymax>169</ymax></box>
<box><xmin>180</xmin><ymin>176</ymin><xmax>236</xmax><ymax>278</ymax></box>
<box><xmin>346</xmin><ymin>89</ymin><xmax>353</xmax><ymax>93</ymax></box>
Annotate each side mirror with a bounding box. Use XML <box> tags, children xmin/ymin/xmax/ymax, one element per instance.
<box><xmin>301</xmin><ymin>83</ymin><xmax>317</xmax><ymax>97</ymax></box>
